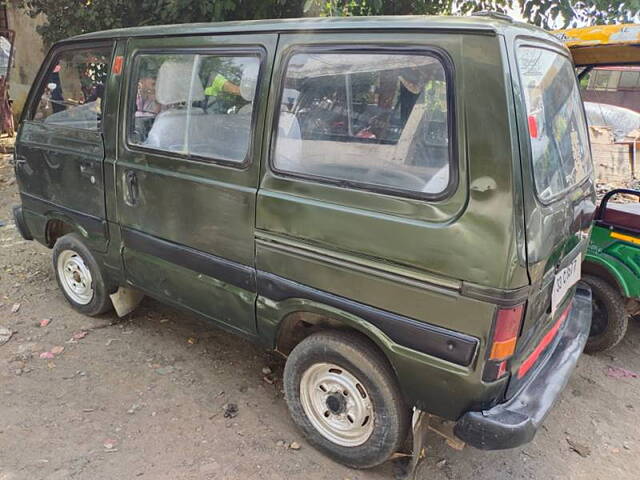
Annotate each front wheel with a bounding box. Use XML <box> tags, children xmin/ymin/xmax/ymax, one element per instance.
<box><xmin>582</xmin><ymin>274</ymin><xmax>628</xmax><ymax>353</ymax></box>
<box><xmin>52</xmin><ymin>233</ymin><xmax>113</xmax><ymax>316</ymax></box>
<box><xmin>283</xmin><ymin>330</ymin><xmax>409</xmax><ymax>469</ymax></box>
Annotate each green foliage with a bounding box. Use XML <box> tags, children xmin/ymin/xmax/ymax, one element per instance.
<box><xmin>16</xmin><ymin>0</ymin><xmax>640</xmax><ymax>46</ymax></box>
<box><xmin>305</xmin><ymin>0</ymin><xmax>638</xmax><ymax>27</ymax></box>
<box><xmin>522</xmin><ymin>0</ymin><xmax>640</xmax><ymax>28</ymax></box>
<box><xmin>16</xmin><ymin>0</ymin><xmax>303</xmax><ymax>45</ymax></box>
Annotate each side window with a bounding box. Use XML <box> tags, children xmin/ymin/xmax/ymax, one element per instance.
<box><xmin>32</xmin><ymin>46</ymin><xmax>111</xmax><ymax>130</ymax></box>
<box><xmin>517</xmin><ymin>46</ymin><xmax>591</xmax><ymax>202</ymax></box>
<box><xmin>129</xmin><ymin>52</ymin><xmax>260</xmax><ymax>163</ymax></box>
<box><xmin>273</xmin><ymin>50</ymin><xmax>452</xmax><ymax>197</ymax></box>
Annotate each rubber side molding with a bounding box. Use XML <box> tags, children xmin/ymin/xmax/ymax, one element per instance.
<box><xmin>258</xmin><ymin>271</ymin><xmax>479</xmax><ymax>366</ymax></box>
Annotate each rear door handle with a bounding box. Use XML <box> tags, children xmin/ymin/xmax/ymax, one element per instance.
<box><xmin>124</xmin><ymin>170</ymin><xmax>139</xmax><ymax>206</ymax></box>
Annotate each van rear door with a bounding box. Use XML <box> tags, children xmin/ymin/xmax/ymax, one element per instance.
<box><xmin>507</xmin><ymin>41</ymin><xmax>596</xmax><ymax>394</ymax></box>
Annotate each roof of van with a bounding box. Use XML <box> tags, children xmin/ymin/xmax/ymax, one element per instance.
<box><xmin>65</xmin><ymin>15</ymin><xmax>558</xmax><ymax>43</ymax></box>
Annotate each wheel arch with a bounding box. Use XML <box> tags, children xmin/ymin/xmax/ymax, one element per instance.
<box><xmin>270</xmin><ymin>301</ymin><xmax>402</xmax><ymax>382</ymax></box>
<box><xmin>583</xmin><ymin>255</ymin><xmax>631</xmax><ymax>298</ymax></box>
<box><xmin>45</xmin><ymin>217</ymin><xmax>78</xmax><ymax>248</ymax></box>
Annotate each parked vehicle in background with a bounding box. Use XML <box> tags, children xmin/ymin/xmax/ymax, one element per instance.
<box><xmin>584</xmin><ymin>189</ymin><xmax>640</xmax><ymax>352</ymax></box>
<box><xmin>557</xmin><ymin>24</ymin><xmax>640</xmax><ymax>352</ymax></box>
<box><xmin>12</xmin><ymin>15</ymin><xmax>594</xmax><ymax>468</ymax></box>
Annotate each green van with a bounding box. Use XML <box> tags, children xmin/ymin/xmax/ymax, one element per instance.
<box><xmin>12</xmin><ymin>14</ymin><xmax>594</xmax><ymax>468</ymax></box>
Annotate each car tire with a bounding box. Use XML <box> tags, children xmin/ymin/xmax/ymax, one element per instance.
<box><xmin>52</xmin><ymin>233</ymin><xmax>113</xmax><ymax>316</ymax></box>
<box><xmin>283</xmin><ymin>330</ymin><xmax>409</xmax><ymax>469</ymax></box>
<box><xmin>583</xmin><ymin>274</ymin><xmax>628</xmax><ymax>353</ymax></box>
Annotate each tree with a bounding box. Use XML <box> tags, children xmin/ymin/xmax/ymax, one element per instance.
<box><xmin>16</xmin><ymin>0</ymin><xmax>640</xmax><ymax>46</ymax></box>
<box><xmin>304</xmin><ymin>0</ymin><xmax>640</xmax><ymax>28</ymax></box>
<box><xmin>15</xmin><ymin>0</ymin><xmax>303</xmax><ymax>45</ymax></box>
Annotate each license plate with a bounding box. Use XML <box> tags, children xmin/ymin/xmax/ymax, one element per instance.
<box><xmin>551</xmin><ymin>256</ymin><xmax>581</xmax><ymax>314</ymax></box>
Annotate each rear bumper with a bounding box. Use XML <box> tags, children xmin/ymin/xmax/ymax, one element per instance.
<box><xmin>454</xmin><ymin>284</ymin><xmax>592</xmax><ymax>450</ymax></box>
<box><xmin>12</xmin><ymin>205</ymin><xmax>33</xmax><ymax>241</ymax></box>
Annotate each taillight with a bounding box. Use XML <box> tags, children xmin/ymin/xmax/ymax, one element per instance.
<box><xmin>490</xmin><ymin>305</ymin><xmax>524</xmax><ymax>360</ymax></box>
<box><xmin>483</xmin><ymin>304</ymin><xmax>525</xmax><ymax>382</ymax></box>
<box><xmin>517</xmin><ymin>304</ymin><xmax>571</xmax><ymax>379</ymax></box>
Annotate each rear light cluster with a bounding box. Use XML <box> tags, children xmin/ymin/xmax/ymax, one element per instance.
<box><xmin>483</xmin><ymin>302</ymin><xmax>573</xmax><ymax>383</ymax></box>
<box><xmin>517</xmin><ymin>304</ymin><xmax>571</xmax><ymax>379</ymax></box>
<box><xmin>483</xmin><ymin>304</ymin><xmax>525</xmax><ymax>382</ymax></box>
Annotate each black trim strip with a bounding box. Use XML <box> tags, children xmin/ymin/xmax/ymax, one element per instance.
<box><xmin>121</xmin><ymin>227</ymin><xmax>256</xmax><ymax>292</ymax></box>
<box><xmin>20</xmin><ymin>192</ymin><xmax>106</xmax><ymax>237</ymax></box>
<box><xmin>257</xmin><ymin>270</ymin><xmax>478</xmax><ymax>366</ymax></box>
<box><xmin>461</xmin><ymin>281</ymin><xmax>530</xmax><ymax>307</ymax></box>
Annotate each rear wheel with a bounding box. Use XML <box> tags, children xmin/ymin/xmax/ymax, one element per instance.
<box><xmin>283</xmin><ymin>330</ymin><xmax>409</xmax><ymax>469</ymax></box>
<box><xmin>583</xmin><ymin>275</ymin><xmax>628</xmax><ymax>353</ymax></box>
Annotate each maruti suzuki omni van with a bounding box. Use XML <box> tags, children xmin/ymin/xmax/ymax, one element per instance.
<box><xmin>12</xmin><ymin>13</ymin><xmax>594</xmax><ymax>468</ymax></box>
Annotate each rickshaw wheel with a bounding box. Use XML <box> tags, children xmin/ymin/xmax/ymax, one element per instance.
<box><xmin>583</xmin><ymin>275</ymin><xmax>628</xmax><ymax>354</ymax></box>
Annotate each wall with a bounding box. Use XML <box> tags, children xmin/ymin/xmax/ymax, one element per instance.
<box><xmin>7</xmin><ymin>3</ymin><xmax>46</xmax><ymax>118</ymax></box>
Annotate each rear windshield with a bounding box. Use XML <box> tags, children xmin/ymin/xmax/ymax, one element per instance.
<box><xmin>517</xmin><ymin>46</ymin><xmax>592</xmax><ymax>202</ymax></box>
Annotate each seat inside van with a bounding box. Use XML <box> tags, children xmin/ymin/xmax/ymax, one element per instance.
<box><xmin>145</xmin><ymin>58</ymin><xmax>257</xmax><ymax>161</ymax></box>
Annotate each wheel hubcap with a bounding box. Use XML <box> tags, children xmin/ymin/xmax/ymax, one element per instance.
<box><xmin>57</xmin><ymin>250</ymin><xmax>94</xmax><ymax>305</ymax></box>
<box><xmin>299</xmin><ymin>363</ymin><xmax>375</xmax><ymax>447</ymax></box>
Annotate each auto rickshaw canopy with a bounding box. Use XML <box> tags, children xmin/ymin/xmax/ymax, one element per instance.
<box><xmin>555</xmin><ymin>24</ymin><xmax>640</xmax><ymax>66</ymax></box>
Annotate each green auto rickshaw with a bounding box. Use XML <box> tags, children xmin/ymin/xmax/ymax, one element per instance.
<box><xmin>583</xmin><ymin>189</ymin><xmax>640</xmax><ymax>352</ymax></box>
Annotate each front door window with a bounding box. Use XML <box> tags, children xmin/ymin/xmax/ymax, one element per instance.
<box><xmin>31</xmin><ymin>47</ymin><xmax>112</xmax><ymax>130</ymax></box>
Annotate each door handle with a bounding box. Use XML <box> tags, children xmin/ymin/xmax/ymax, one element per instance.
<box><xmin>124</xmin><ymin>170</ymin><xmax>139</xmax><ymax>206</ymax></box>
<box><xmin>12</xmin><ymin>155</ymin><xmax>26</xmax><ymax>168</ymax></box>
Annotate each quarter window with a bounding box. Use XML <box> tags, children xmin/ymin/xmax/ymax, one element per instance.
<box><xmin>273</xmin><ymin>51</ymin><xmax>452</xmax><ymax>197</ymax></box>
<box><xmin>32</xmin><ymin>47</ymin><xmax>111</xmax><ymax>130</ymax></box>
<box><xmin>129</xmin><ymin>52</ymin><xmax>260</xmax><ymax>163</ymax></box>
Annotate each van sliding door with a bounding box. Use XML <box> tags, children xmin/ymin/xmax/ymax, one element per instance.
<box><xmin>115</xmin><ymin>34</ymin><xmax>277</xmax><ymax>336</ymax></box>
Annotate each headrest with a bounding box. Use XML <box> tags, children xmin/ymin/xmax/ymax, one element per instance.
<box><xmin>155</xmin><ymin>60</ymin><xmax>205</xmax><ymax>105</ymax></box>
<box><xmin>240</xmin><ymin>61</ymin><xmax>259</xmax><ymax>102</ymax></box>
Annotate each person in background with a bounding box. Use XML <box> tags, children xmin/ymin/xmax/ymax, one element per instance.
<box><xmin>48</xmin><ymin>64</ymin><xmax>65</xmax><ymax>113</ymax></box>
<box><xmin>205</xmin><ymin>73</ymin><xmax>240</xmax><ymax>97</ymax></box>
<box><xmin>136</xmin><ymin>75</ymin><xmax>161</xmax><ymax>116</ymax></box>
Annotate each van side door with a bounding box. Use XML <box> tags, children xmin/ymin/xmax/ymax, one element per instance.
<box><xmin>15</xmin><ymin>41</ymin><xmax>114</xmax><ymax>251</ymax></box>
<box><xmin>256</xmin><ymin>33</ymin><xmax>478</xmax><ymax>341</ymax></box>
<box><xmin>115</xmin><ymin>34</ymin><xmax>276</xmax><ymax>336</ymax></box>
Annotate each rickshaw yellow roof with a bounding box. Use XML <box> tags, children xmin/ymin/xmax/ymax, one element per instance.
<box><xmin>554</xmin><ymin>24</ymin><xmax>640</xmax><ymax>66</ymax></box>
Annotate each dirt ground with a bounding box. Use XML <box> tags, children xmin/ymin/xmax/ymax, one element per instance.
<box><xmin>1</xmin><ymin>149</ymin><xmax>640</xmax><ymax>480</ymax></box>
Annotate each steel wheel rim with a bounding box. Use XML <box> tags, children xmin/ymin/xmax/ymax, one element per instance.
<box><xmin>57</xmin><ymin>249</ymin><xmax>94</xmax><ymax>305</ymax></box>
<box><xmin>299</xmin><ymin>362</ymin><xmax>375</xmax><ymax>447</ymax></box>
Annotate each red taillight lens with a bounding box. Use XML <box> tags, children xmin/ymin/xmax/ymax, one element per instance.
<box><xmin>489</xmin><ymin>304</ymin><xmax>525</xmax><ymax>361</ymax></box>
<box><xmin>517</xmin><ymin>304</ymin><xmax>571</xmax><ymax>379</ymax></box>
